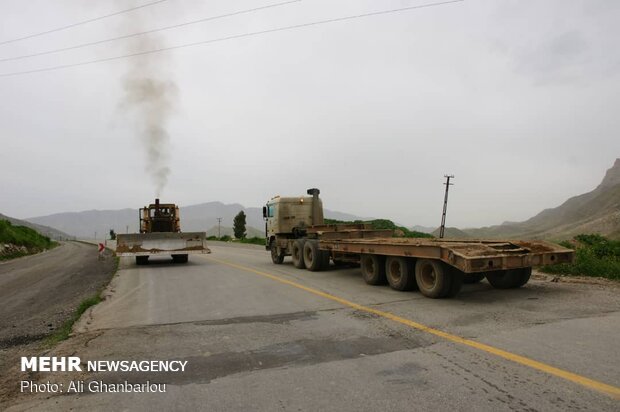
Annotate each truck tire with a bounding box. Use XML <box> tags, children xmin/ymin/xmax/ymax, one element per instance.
<box><xmin>415</xmin><ymin>259</ymin><xmax>457</xmax><ymax>298</ymax></box>
<box><xmin>303</xmin><ymin>240</ymin><xmax>325</xmax><ymax>272</ymax></box>
<box><xmin>319</xmin><ymin>250</ymin><xmax>331</xmax><ymax>270</ymax></box>
<box><xmin>463</xmin><ymin>273</ymin><xmax>485</xmax><ymax>284</ymax></box>
<box><xmin>515</xmin><ymin>267</ymin><xmax>532</xmax><ymax>287</ymax></box>
<box><xmin>360</xmin><ymin>254</ymin><xmax>386</xmax><ymax>285</ymax></box>
<box><xmin>385</xmin><ymin>257</ymin><xmax>417</xmax><ymax>291</ymax></box>
<box><xmin>444</xmin><ymin>267</ymin><xmax>464</xmax><ymax>298</ymax></box>
<box><xmin>486</xmin><ymin>268</ymin><xmax>530</xmax><ymax>289</ymax></box>
<box><xmin>136</xmin><ymin>256</ymin><xmax>149</xmax><ymax>265</ymax></box>
<box><xmin>292</xmin><ymin>239</ymin><xmax>306</xmax><ymax>269</ymax></box>
<box><xmin>172</xmin><ymin>254</ymin><xmax>188</xmax><ymax>263</ymax></box>
<box><xmin>270</xmin><ymin>240</ymin><xmax>284</xmax><ymax>264</ymax></box>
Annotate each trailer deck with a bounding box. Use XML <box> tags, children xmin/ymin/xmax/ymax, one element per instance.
<box><xmin>320</xmin><ymin>238</ymin><xmax>574</xmax><ymax>273</ymax></box>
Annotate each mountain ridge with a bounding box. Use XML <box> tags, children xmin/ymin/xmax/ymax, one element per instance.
<box><xmin>465</xmin><ymin>158</ymin><xmax>620</xmax><ymax>239</ymax></box>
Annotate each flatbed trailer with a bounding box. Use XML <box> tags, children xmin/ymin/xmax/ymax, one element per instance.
<box><xmin>320</xmin><ymin>237</ymin><xmax>572</xmax><ymax>274</ymax></box>
<box><xmin>264</xmin><ymin>189</ymin><xmax>574</xmax><ymax>299</ymax></box>
<box><xmin>276</xmin><ymin>228</ymin><xmax>573</xmax><ymax>298</ymax></box>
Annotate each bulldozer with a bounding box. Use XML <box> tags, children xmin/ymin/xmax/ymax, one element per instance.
<box><xmin>116</xmin><ymin>199</ymin><xmax>210</xmax><ymax>265</ymax></box>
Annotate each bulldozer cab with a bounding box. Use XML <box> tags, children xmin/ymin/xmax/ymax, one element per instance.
<box><xmin>263</xmin><ymin>188</ymin><xmax>324</xmax><ymax>236</ymax></box>
<box><xmin>140</xmin><ymin>199</ymin><xmax>181</xmax><ymax>233</ymax></box>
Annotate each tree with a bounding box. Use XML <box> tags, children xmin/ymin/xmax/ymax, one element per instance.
<box><xmin>233</xmin><ymin>211</ymin><xmax>247</xmax><ymax>239</ymax></box>
<box><xmin>109</xmin><ymin>229</ymin><xmax>116</xmax><ymax>240</ymax></box>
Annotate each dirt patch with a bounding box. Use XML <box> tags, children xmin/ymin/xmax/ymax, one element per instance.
<box><xmin>0</xmin><ymin>242</ymin><xmax>116</xmax><ymax>348</ymax></box>
<box><xmin>0</xmin><ymin>242</ymin><xmax>117</xmax><ymax>406</ymax></box>
<box><xmin>532</xmin><ymin>270</ymin><xmax>620</xmax><ymax>287</ymax></box>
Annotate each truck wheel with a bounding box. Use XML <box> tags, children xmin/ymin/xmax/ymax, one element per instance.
<box><xmin>304</xmin><ymin>241</ymin><xmax>328</xmax><ymax>271</ymax></box>
<box><xmin>463</xmin><ymin>273</ymin><xmax>485</xmax><ymax>284</ymax></box>
<box><xmin>485</xmin><ymin>268</ymin><xmax>528</xmax><ymax>289</ymax></box>
<box><xmin>136</xmin><ymin>256</ymin><xmax>149</xmax><ymax>265</ymax></box>
<box><xmin>319</xmin><ymin>250</ymin><xmax>331</xmax><ymax>270</ymax></box>
<box><xmin>292</xmin><ymin>239</ymin><xmax>306</xmax><ymax>269</ymax></box>
<box><xmin>444</xmin><ymin>267</ymin><xmax>464</xmax><ymax>298</ymax></box>
<box><xmin>172</xmin><ymin>254</ymin><xmax>188</xmax><ymax>263</ymax></box>
<box><xmin>515</xmin><ymin>267</ymin><xmax>532</xmax><ymax>287</ymax></box>
<box><xmin>415</xmin><ymin>259</ymin><xmax>455</xmax><ymax>298</ymax></box>
<box><xmin>385</xmin><ymin>257</ymin><xmax>417</xmax><ymax>291</ymax></box>
<box><xmin>270</xmin><ymin>241</ymin><xmax>284</xmax><ymax>264</ymax></box>
<box><xmin>487</xmin><ymin>268</ymin><xmax>531</xmax><ymax>288</ymax></box>
<box><xmin>360</xmin><ymin>254</ymin><xmax>386</xmax><ymax>285</ymax></box>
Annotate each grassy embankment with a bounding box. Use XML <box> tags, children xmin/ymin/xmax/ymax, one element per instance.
<box><xmin>0</xmin><ymin>219</ymin><xmax>57</xmax><ymax>260</ymax></box>
<box><xmin>541</xmin><ymin>234</ymin><xmax>620</xmax><ymax>280</ymax></box>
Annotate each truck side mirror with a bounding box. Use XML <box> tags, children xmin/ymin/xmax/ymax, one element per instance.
<box><xmin>262</xmin><ymin>206</ymin><xmax>267</xmax><ymax>218</ymax></box>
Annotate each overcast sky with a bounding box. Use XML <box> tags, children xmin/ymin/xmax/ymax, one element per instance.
<box><xmin>1</xmin><ymin>0</ymin><xmax>618</xmax><ymax>228</ymax></box>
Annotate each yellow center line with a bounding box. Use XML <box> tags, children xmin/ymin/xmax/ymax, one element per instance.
<box><xmin>207</xmin><ymin>256</ymin><xmax>620</xmax><ymax>400</ymax></box>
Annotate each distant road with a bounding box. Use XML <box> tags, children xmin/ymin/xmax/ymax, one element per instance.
<box><xmin>0</xmin><ymin>242</ymin><xmax>115</xmax><ymax>347</ymax></box>
<box><xmin>6</xmin><ymin>242</ymin><xmax>620</xmax><ymax>410</ymax></box>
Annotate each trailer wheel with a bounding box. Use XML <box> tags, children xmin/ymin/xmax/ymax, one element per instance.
<box><xmin>292</xmin><ymin>239</ymin><xmax>306</xmax><ymax>269</ymax></box>
<box><xmin>360</xmin><ymin>254</ymin><xmax>387</xmax><ymax>285</ymax></box>
<box><xmin>485</xmin><ymin>268</ymin><xmax>528</xmax><ymax>289</ymax></box>
<box><xmin>515</xmin><ymin>267</ymin><xmax>532</xmax><ymax>287</ymax></box>
<box><xmin>444</xmin><ymin>267</ymin><xmax>464</xmax><ymax>298</ymax></box>
<box><xmin>270</xmin><ymin>240</ymin><xmax>284</xmax><ymax>264</ymax></box>
<box><xmin>172</xmin><ymin>254</ymin><xmax>188</xmax><ymax>263</ymax></box>
<box><xmin>463</xmin><ymin>273</ymin><xmax>485</xmax><ymax>284</ymax></box>
<box><xmin>487</xmin><ymin>267</ymin><xmax>531</xmax><ymax>288</ymax></box>
<box><xmin>319</xmin><ymin>250</ymin><xmax>331</xmax><ymax>270</ymax></box>
<box><xmin>136</xmin><ymin>256</ymin><xmax>149</xmax><ymax>265</ymax></box>
<box><xmin>415</xmin><ymin>259</ymin><xmax>455</xmax><ymax>298</ymax></box>
<box><xmin>385</xmin><ymin>257</ymin><xmax>417</xmax><ymax>291</ymax></box>
<box><xmin>303</xmin><ymin>241</ymin><xmax>325</xmax><ymax>272</ymax></box>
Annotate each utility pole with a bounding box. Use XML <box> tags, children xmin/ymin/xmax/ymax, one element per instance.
<box><xmin>439</xmin><ymin>175</ymin><xmax>454</xmax><ymax>239</ymax></box>
<box><xmin>126</xmin><ymin>225</ymin><xmax>129</xmax><ymax>234</ymax></box>
<box><xmin>216</xmin><ymin>217</ymin><xmax>223</xmax><ymax>239</ymax></box>
<box><xmin>94</xmin><ymin>231</ymin><xmax>97</xmax><ymax>241</ymax></box>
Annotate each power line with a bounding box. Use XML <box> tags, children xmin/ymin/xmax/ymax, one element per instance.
<box><xmin>0</xmin><ymin>0</ymin><xmax>302</xmax><ymax>63</ymax></box>
<box><xmin>0</xmin><ymin>0</ymin><xmax>464</xmax><ymax>78</ymax></box>
<box><xmin>0</xmin><ymin>0</ymin><xmax>168</xmax><ymax>46</ymax></box>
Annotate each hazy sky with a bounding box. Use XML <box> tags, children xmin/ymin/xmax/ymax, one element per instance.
<box><xmin>1</xmin><ymin>0</ymin><xmax>618</xmax><ymax>228</ymax></box>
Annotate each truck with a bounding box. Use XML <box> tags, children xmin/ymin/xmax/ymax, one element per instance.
<box><xmin>263</xmin><ymin>189</ymin><xmax>574</xmax><ymax>299</ymax></box>
<box><xmin>116</xmin><ymin>199</ymin><xmax>210</xmax><ymax>265</ymax></box>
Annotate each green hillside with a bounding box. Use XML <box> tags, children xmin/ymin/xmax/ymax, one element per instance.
<box><xmin>0</xmin><ymin>219</ymin><xmax>56</xmax><ymax>260</ymax></box>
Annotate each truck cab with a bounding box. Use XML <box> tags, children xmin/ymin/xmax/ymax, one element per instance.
<box><xmin>263</xmin><ymin>188</ymin><xmax>324</xmax><ymax>252</ymax></box>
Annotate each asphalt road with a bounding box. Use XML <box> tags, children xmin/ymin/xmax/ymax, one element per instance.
<box><xmin>6</xmin><ymin>242</ymin><xmax>620</xmax><ymax>411</ymax></box>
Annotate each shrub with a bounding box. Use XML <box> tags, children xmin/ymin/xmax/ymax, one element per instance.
<box><xmin>239</xmin><ymin>237</ymin><xmax>266</xmax><ymax>246</ymax></box>
<box><xmin>541</xmin><ymin>234</ymin><xmax>620</xmax><ymax>280</ymax></box>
